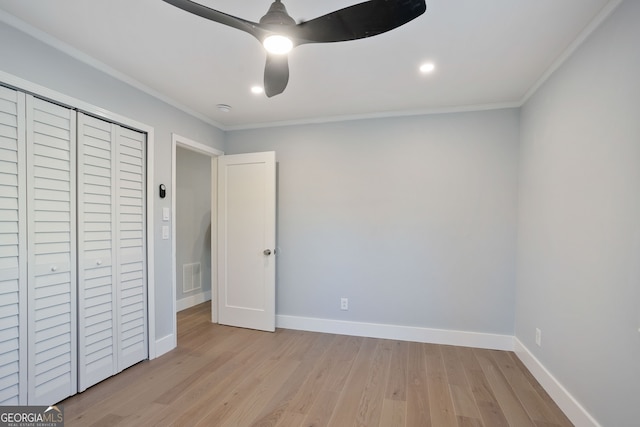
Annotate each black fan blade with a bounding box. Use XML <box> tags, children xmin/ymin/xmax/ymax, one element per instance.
<box><xmin>292</xmin><ymin>0</ymin><xmax>426</xmax><ymax>44</ymax></box>
<box><xmin>264</xmin><ymin>54</ymin><xmax>290</xmax><ymax>98</ymax></box>
<box><xmin>161</xmin><ymin>0</ymin><xmax>267</xmax><ymax>41</ymax></box>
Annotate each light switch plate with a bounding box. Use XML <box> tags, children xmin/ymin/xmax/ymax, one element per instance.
<box><xmin>162</xmin><ymin>207</ymin><xmax>170</xmax><ymax>221</ymax></box>
<box><xmin>162</xmin><ymin>225</ymin><xmax>169</xmax><ymax>240</ymax></box>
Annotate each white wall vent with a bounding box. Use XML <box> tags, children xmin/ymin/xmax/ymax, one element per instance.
<box><xmin>182</xmin><ymin>262</ymin><xmax>202</xmax><ymax>293</ymax></box>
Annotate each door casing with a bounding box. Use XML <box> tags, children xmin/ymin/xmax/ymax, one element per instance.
<box><xmin>171</xmin><ymin>134</ymin><xmax>223</xmax><ymax>343</ymax></box>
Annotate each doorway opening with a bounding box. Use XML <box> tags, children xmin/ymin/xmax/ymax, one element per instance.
<box><xmin>171</xmin><ymin>134</ymin><xmax>223</xmax><ymax>346</ymax></box>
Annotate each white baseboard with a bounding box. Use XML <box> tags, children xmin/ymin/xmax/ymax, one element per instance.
<box><xmin>154</xmin><ymin>333</ymin><xmax>176</xmax><ymax>358</ymax></box>
<box><xmin>514</xmin><ymin>339</ymin><xmax>601</xmax><ymax>427</ymax></box>
<box><xmin>177</xmin><ymin>291</ymin><xmax>212</xmax><ymax>312</ymax></box>
<box><xmin>276</xmin><ymin>315</ymin><xmax>515</xmax><ymax>351</ymax></box>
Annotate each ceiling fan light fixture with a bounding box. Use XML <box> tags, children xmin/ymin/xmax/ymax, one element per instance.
<box><xmin>420</xmin><ymin>62</ymin><xmax>436</xmax><ymax>74</ymax></box>
<box><xmin>263</xmin><ymin>34</ymin><xmax>293</xmax><ymax>54</ymax></box>
<box><xmin>251</xmin><ymin>86</ymin><xmax>264</xmax><ymax>94</ymax></box>
<box><xmin>162</xmin><ymin>0</ymin><xmax>427</xmax><ymax>96</ymax></box>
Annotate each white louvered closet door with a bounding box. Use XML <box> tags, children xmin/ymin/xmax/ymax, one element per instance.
<box><xmin>115</xmin><ymin>126</ymin><xmax>147</xmax><ymax>371</ymax></box>
<box><xmin>77</xmin><ymin>114</ymin><xmax>147</xmax><ymax>390</ymax></box>
<box><xmin>0</xmin><ymin>86</ymin><xmax>27</xmax><ymax>405</ymax></box>
<box><xmin>77</xmin><ymin>114</ymin><xmax>117</xmax><ymax>391</ymax></box>
<box><xmin>26</xmin><ymin>95</ymin><xmax>77</xmax><ymax>405</ymax></box>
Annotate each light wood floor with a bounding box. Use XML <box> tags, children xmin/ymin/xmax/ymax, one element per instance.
<box><xmin>61</xmin><ymin>303</ymin><xmax>573</xmax><ymax>426</ymax></box>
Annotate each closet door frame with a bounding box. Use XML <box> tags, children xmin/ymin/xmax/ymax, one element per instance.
<box><xmin>0</xmin><ymin>71</ymin><xmax>158</xmax><ymax>361</ymax></box>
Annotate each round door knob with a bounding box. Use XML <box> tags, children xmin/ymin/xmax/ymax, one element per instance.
<box><xmin>263</xmin><ymin>249</ymin><xmax>272</xmax><ymax>256</ymax></box>
<box><xmin>51</xmin><ymin>266</ymin><xmax>58</xmax><ymax>272</ymax></box>
<box><xmin>96</xmin><ymin>260</ymin><xmax>102</xmax><ymax>265</ymax></box>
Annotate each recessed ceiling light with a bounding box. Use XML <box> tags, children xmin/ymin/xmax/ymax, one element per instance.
<box><xmin>251</xmin><ymin>86</ymin><xmax>264</xmax><ymax>95</ymax></box>
<box><xmin>216</xmin><ymin>104</ymin><xmax>232</xmax><ymax>113</ymax></box>
<box><xmin>420</xmin><ymin>62</ymin><xmax>436</xmax><ymax>74</ymax></box>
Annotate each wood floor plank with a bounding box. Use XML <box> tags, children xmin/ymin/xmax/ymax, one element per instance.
<box><xmin>406</xmin><ymin>342</ymin><xmax>432</xmax><ymax>426</ymax></box>
<box><xmin>59</xmin><ymin>303</ymin><xmax>574</xmax><ymax>427</ymax></box>
<box><xmin>511</xmin><ymin>354</ymin><xmax>574</xmax><ymax>427</ymax></box>
<box><xmin>286</xmin><ymin>334</ymin><xmax>344</xmax><ymax>415</ymax></box>
<box><xmin>62</xmin><ymin>360</ymin><xmax>151</xmax><ymax>420</ymax></box>
<box><xmin>353</xmin><ymin>339</ymin><xmax>393</xmax><ymax>427</ymax></box>
<box><xmin>323</xmin><ymin>335</ymin><xmax>363</xmax><ymax>393</ymax></box>
<box><xmin>158</xmin><ymin>332</ymin><xmax>297</xmax><ymax>426</ymax></box>
<box><xmin>450</xmin><ymin>384</ymin><xmax>483</xmax><ymax>420</ymax></box>
<box><xmin>299</xmin><ymin>390</ymin><xmax>340</xmax><ymax>427</ymax></box>
<box><xmin>385</xmin><ymin>340</ymin><xmax>409</xmax><ymax>401</ymax></box>
<box><xmin>326</xmin><ymin>338</ymin><xmax>379</xmax><ymax>426</ymax></box>
<box><xmin>441</xmin><ymin>345</ymin><xmax>483</xmax><ymax>422</ymax></box>
<box><xmin>441</xmin><ymin>345</ymin><xmax>469</xmax><ymax>386</ymax></box>
<box><xmin>86</xmin><ymin>413</ymin><xmax>125</xmax><ymax>427</ymax></box>
<box><xmin>490</xmin><ymin>350</ymin><xmax>570</xmax><ymax>426</ymax></box>
<box><xmin>457</xmin><ymin>415</ymin><xmax>485</xmax><ymax>427</ymax></box>
<box><xmin>145</xmin><ymin>331</ymin><xmax>281</xmax><ymax>426</ymax></box>
<box><xmin>188</xmin><ymin>333</ymin><xmax>302</xmax><ymax>426</ymax></box>
<box><xmin>66</xmin><ymin>352</ymin><xmax>203</xmax><ymax>425</ymax></box>
<box><xmin>272</xmin><ymin>410</ymin><xmax>307</xmax><ymax>427</ymax></box>
<box><xmin>425</xmin><ymin>344</ymin><xmax>458</xmax><ymax>427</ymax></box>
<box><xmin>216</xmin><ymin>357</ymin><xmax>301</xmax><ymax>427</ymax></box>
<box><xmin>458</xmin><ymin>346</ymin><xmax>511</xmax><ymax>427</ymax></box>
<box><xmin>116</xmin><ymin>402</ymin><xmax>165</xmax><ymax>427</ymax></box>
<box><xmin>379</xmin><ymin>398</ymin><xmax>407</xmax><ymax>427</ymax></box>
<box><xmin>474</xmin><ymin>348</ymin><xmax>536</xmax><ymax>427</ymax></box>
<box><xmin>144</xmin><ymin>350</ymin><xmax>259</xmax><ymax>425</ymax></box>
<box><xmin>153</xmin><ymin>350</ymin><xmax>236</xmax><ymax>405</ymax></box>
<box><xmin>249</xmin><ymin>356</ymin><xmax>324</xmax><ymax>426</ymax></box>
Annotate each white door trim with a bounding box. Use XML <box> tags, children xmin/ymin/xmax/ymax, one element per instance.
<box><xmin>0</xmin><ymin>70</ymin><xmax>158</xmax><ymax>359</ymax></box>
<box><xmin>171</xmin><ymin>134</ymin><xmax>223</xmax><ymax>347</ymax></box>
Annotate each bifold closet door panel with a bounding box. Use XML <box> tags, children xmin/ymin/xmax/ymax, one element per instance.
<box><xmin>115</xmin><ymin>126</ymin><xmax>147</xmax><ymax>371</ymax></box>
<box><xmin>26</xmin><ymin>96</ymin><xmax>77</xmax><ymax>405</ymax></box>
<box><xmin>78</xmin><ymin>115</ymin><xmax>147</xmax><ymax>389</ymax></box>
<box><xmin>77</xmin><ymin>113</ymin><xmax>117</xmax><ymax>392</ymax></box>
<box><xmin>0</xmin><ymin>87</ymin><xmax>27</xmax><ymax>405</ymax></box>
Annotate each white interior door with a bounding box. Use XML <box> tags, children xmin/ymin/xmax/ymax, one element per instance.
<box><xmin>217</xmin><ymin>152</ymin><xmax>276</xmax><ymax>332</ymax></box>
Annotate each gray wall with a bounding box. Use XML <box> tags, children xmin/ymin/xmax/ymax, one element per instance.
<box><xmin>176</xmin><ymin>146</ymin><xmax>212</xmax><ymax>305</ymax></box>
<box><xmin>226</xmin><ymin>109</ymin><xmax>520</xmax><ymax>334</ymax></box>
<box><xmin>516</xmin><ymin>1</ymin><xmax>640</xmax><ymax>426</ymax></box>
<box><xmin>0</xmin><ymin>21</ymin><xmax>225</xmax><ymax>342</ymax></box>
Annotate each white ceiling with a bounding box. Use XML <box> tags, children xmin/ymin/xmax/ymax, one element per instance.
<box><xmin>0</xmin><ymin>0</ymin><xmax>618</xmax><ymax>130</ymax></box>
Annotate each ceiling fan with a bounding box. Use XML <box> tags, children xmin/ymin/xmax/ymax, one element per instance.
<box><xmin>162</xmin><ymin>0</ymin><xmax>427</xmax><ymax>97</ymax></box>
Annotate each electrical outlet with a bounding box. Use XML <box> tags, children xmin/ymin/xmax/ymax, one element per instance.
<box><xmin>535</xmin><ymin>328</ymin><xmax>542</xmax><ymax>347</ymax></box>
<box><xmin>340</xmin><ymin>298</ymin><xmax>349</xmax><ymax>311</ymax></box>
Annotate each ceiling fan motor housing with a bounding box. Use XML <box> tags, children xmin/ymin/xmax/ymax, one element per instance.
<box><xmin>259</xmin><ymin>1</ymin><xmax>296</xmax><ymax>27</ymax></box>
